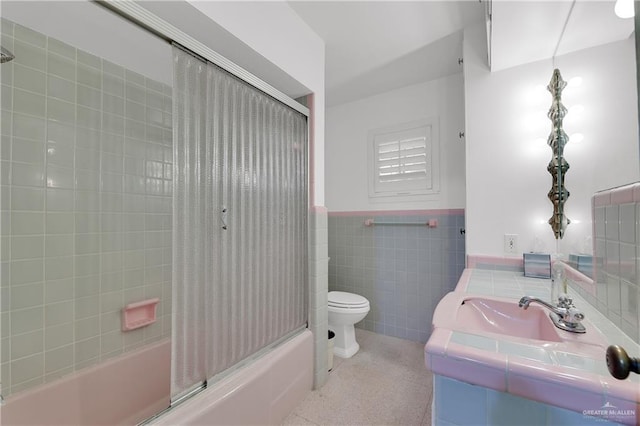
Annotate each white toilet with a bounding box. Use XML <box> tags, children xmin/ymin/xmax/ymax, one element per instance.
<box><xmin>328</xmin><ymin>291</ymin><xmax>370</xmax><ymax>358</ymax></box>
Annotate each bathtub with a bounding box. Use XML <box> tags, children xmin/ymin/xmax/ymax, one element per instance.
<box><xmin>1</xmin><ymin>330</ymin><xmax>313</xmax><ymax>426</ymax></box>
<box><xmin>153</xmin><ymin>330</ymin><xmax>313</xmax><ymax>425</ymax></box>
<box><xmin>1</xmin><ymin>339</ymin><xmax>171</xmax><ymax>425</ymax></box>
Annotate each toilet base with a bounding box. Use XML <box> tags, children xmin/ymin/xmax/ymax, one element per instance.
<box><xmin>330</xmin><ymin>323</ymin><xmax>360</xmax><ymax>358</ymax></box>
<box><xmin>333</xmin><ymin>341</ymin><xmax>359</xmax><ymax>358</ymax></box>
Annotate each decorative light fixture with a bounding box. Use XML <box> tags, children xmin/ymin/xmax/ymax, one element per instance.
<box><xmin>547</xmin><ymin>69</ymin><xmax>570</xmax><ymax>239</ymax></box>
<box><xmin>615</xmin><ymin>0</ymin><xmax>634</xmax><ymax>18</ymax></box>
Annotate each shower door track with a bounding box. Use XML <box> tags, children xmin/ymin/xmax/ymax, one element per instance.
<box><xmin>136</xmin><ymin>326</ymin><xmax>308</xmax><ymax>425</ymax></box>
<box><xmin>96</xmin><ymin>0</ymin><xmax>309</xmax><ymax>117</ymax></box>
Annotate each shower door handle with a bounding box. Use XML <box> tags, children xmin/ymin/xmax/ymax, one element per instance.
<box><xmin>221</xmin><ymin>206</ymin><xmax>228</xmax><ymax>230</ymax></box>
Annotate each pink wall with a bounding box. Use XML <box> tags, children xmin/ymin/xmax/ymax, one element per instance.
<box><xmin>1</xmin><ymin>340</ymin><xmax>170</xmax><ymax>426</ymax></box>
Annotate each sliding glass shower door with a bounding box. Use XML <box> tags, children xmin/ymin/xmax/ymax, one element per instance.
<box><xmin>172</xmin><ymin>46</ymin><xmax>308</xmax><ymax>399</ymax></box>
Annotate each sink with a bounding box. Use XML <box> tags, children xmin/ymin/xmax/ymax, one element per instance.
<box><xmin>456</xmin><ymin>297</ymin><xmax>563</xmax><ymax>342</ymax></box>
<box><xmin>425</xmin><ymin>275</ymin><xmax>633</xmax><ymax>425</ymax></box>
<box><xmin>432</xmin><ymin>292</ymin><xmax>608</xmax><ymax>347</ymax></box>
<box><xmin>432</xmin><ymin>292</ymin><xmax>568</xmax><ymax>343</ymax></box>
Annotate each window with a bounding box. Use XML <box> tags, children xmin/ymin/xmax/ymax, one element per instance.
<box><xmin>368</xmin><ymin>119</ymin><xmax>439</xmax><ymax>199</ymax></box>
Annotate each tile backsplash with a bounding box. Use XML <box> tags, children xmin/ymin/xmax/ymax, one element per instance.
<box><xmin>591</xmin><ymin>183</ymin><xmax>640</xmax><ymax>344</ymax></box>
<box><xmin>328</xmin><ymin>211</ymin><xmax>465</xmax><ymax>342</ymax></box>
<box><xmin>1</xmin><ymin>19</ymin><xmax>172</xmax><ymax>397</ymax></box>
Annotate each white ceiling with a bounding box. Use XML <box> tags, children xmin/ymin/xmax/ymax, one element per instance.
<box><xmin>289</xmin><ymin>0</ymin><xmax>634</xmax><ymax>107</ymax></box>
<box><xmin>558</xmin><ymin>0</ymin><xmax>634</xmax><ymax>55</ymax></box>
<box><xmin>490</xmin><ymin>0</ymin><xmax>634</xmax><ymax>72</ymax></box>
<box><xmin>288</xmin><ymin>1</ymin><xmax>485</xmax><ymax>106</ymax></box>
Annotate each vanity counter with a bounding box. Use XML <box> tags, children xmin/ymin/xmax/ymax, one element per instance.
<box><xmin>425</xmin><ymin>268</ymin><xmax>640</xmax><ymax>425</ymax></box>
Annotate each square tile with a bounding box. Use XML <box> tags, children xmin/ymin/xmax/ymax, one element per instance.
<box><xmin>47</xmin><ymin>38</ymin><xmax>75</xmax><ymax>60</ymax></box>
<box><xmin>47</xmin><ymin>51</ymin><xmax>75</xmax><ymax>81</ymax></box>
<box><xmin>486</xmin><ymin>388</ymin><xmax>547</xmax><ymax>425</ymax></box>
<box><xmin>451</xmin><ymin>331</ymin><xmax>497</xmax><ymax>352</ymax></box>
<box><xmin>605</xmin><ymin>205</ymin><xmax>619</xmax><ymax>241</ymax></box>
<box><xmin>619</xmin><ymin>203</ymin><xmax>635</xmax><ymax>244</ymax></box>
<box><xmin>47</xmin><ymin>98</ymin><xmax>75</xmax><ymax>125</ymax></box>
<box><xmin>606</xmin><ymin>275</ymin><xmax>621</xmax><ymax>315</ymax></box>
<box><xmin>13</xmin><ymin>64</ymin><xmax>46</xmax><ymax>95</ymax></box>
<box><xmin>13</xmin><ymin>113</ymin><xmax>46</xmax><ymax>142</ymax></box>
<box><xmin>13</xmin><ymin>39</ymin><xmax>46</xmax><ymax>71</ymax></box>
<box><xmin>435</xmin><ymin>375</ymin><xmax>486</xmax><ymax>425</ymax></box>
<box><xmin>619</xmin><ymin>242</ymin><xmax>636</xmax><ymax>284</ymax></box>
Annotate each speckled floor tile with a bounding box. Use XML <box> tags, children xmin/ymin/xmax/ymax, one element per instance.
<box><xmin>282</xmin><ymin>413</ymin><xmax>320</xmax><ymax>425</ymax></box>
<box><xmin>283</xmin><ymin>329</ymin><xmax>433</xmax><ymax>425</ymax></box>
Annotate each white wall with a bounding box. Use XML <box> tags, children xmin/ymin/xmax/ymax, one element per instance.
<box><xmin>325</xmin><ymin>73</ymin><xmax>466</xmax><ymax>212</ymax></box>
<box><xmin>464</xmin><ymin>23</ymin><xmax>639</xmax><ymax>258</ymax></box>
<box><xmin>187</xmin><ymin>1</ymin><xmax>326</xmax><ymax>207</ymax></box>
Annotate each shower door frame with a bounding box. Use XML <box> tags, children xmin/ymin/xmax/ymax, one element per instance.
<box><xmin>96</xmin><ymin>0</ymin><xmax>314</xmax><ymax>409</ymax></box>
<box><xmin>98</xmin><ymin>1</ymin><xmax>309</xmax><ymax>118</ymax></box>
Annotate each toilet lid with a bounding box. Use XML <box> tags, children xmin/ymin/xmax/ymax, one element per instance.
<box><xmin>328</xmin><ymin>291</ymin><xmax>369</xmax><ymax>308</ymax></box>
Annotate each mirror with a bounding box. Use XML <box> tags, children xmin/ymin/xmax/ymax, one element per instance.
<box><xmin>551</xmin><ymin>2</ymin><xmax>639</xmax><ymax>275</ymax></box>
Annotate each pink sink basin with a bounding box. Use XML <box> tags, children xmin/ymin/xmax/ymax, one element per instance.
<box><xmin>456</xmin><ymin>297</ymin><xmax>563</xmax><ymax>342</ymax></box>
<box><xmin>432</xmin><ymin>292</ymin><xmax>608</xmax><ymax>348</ymax></box>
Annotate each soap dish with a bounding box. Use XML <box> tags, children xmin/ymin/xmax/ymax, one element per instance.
<box><xmin>122</xmin><ymin>298</ymin><xmax>160</xmax><ymax>331</ymax></box>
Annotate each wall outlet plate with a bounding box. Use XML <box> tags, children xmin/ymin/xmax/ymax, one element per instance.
<box><xmin>504</xmin><ymin>234</ymin><xmax>518</xmax><ymax>254</ymax></box>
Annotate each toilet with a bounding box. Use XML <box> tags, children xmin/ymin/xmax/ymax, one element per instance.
<box><xmin>328</xmin><ymin>291</ymin><xmax>370</xmax><ymax>358</ymax></box>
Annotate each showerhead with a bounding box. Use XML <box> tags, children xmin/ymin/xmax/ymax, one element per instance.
<box><xmin>1</xmin><ymin>46</ymin><xmax>15</xmax><ymax>63</ymax></box>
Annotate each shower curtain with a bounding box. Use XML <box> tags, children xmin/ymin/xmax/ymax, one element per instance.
<box><xmin>171</xmin><ymin>46</ymin><xmax>308</xmax><ymax>399</ymax></box>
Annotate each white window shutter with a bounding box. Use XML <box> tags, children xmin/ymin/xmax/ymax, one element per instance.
<box><xmin>368</xmin><ymin>119</ymin><xmax>439</xmax><ymax>198</ymax></box>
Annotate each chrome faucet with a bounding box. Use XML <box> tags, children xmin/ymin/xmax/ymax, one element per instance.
<box><xmin>519</xmin><ymin>295</ymin><xmax>586</xmax><ymax>333</ymax></box>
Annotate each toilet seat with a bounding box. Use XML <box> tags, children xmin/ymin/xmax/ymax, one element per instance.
<box><xmin>328</xmin><ymin>291</ymin><xmax>369</xmax><ymax>309</ymax></box>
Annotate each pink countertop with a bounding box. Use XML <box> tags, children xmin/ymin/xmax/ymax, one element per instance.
<box><xmin>425</xmin><ymin>268</ymin><xmax>640</xmax><ymax>425</ymax></box>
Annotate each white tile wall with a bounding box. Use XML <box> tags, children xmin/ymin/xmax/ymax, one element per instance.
<box><xmin>309</xmin><ymin>209</ymin><xmax>328</xmax><ymax>389</ymax></box>
<box><xmin>0</xmin><ymin>19</ymin><xmax>172</xmax><ymax>397</ymax></box>
<box><xmin>593</xmin><ymin>198</ymin><xmax>640</xmax><ymax>344</ymax></box>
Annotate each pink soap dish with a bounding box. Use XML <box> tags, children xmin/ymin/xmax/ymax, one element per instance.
<box><xmin>122</xmin><ymin>298</ymin><xmax>160</xmax><ymax>331</ymax></box>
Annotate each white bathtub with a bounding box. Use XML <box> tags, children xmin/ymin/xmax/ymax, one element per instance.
<box><xmin>153</xmin><ymin>330</ymin><xmax>313</xmax><ymax>426</ymax></box>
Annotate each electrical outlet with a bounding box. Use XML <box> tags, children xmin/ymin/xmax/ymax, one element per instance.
<box><xmin>504</xmin><ymin>234</ymin><xmax>518</xmax><ymax>254</ymax></box>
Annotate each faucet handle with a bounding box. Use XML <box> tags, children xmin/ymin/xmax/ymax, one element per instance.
<box><xmin>557</xmin><ymin>294</ymin><xmax>574</xmax><ymax>308</ymax></box>
<box><xmin>567</xmin><ymin>307</ymin><xmax>584</xmax><ymax>323</ymax></box>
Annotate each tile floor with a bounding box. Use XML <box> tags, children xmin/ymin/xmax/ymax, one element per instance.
<box><xmin>283</xmin><ymin>329</ymin><xmax>433</xmax><ymax>425</ymax></box>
